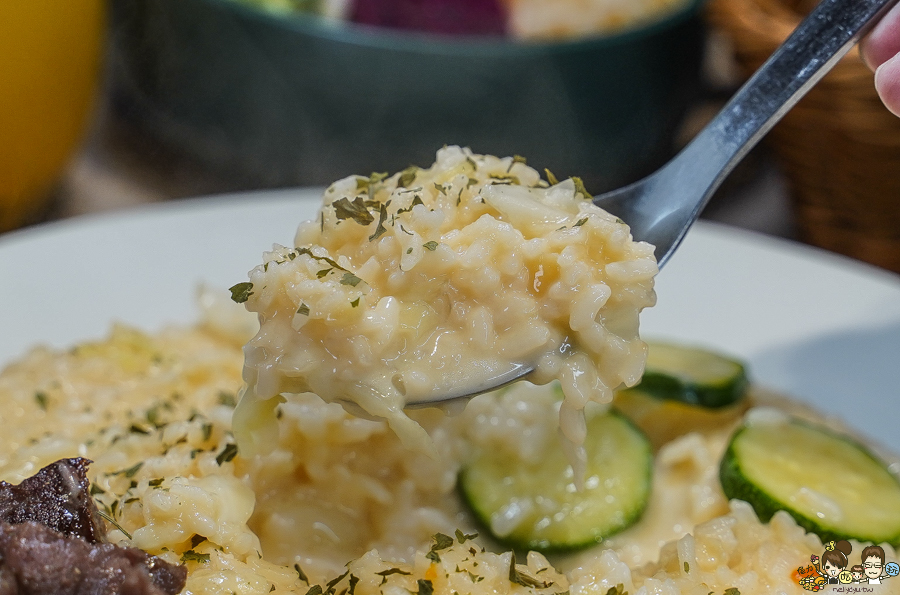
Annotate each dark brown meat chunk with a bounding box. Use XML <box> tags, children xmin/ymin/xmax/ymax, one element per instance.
<box><xmin>0</xmin><ymin>521</ymin><xmax>187</xmax><ymax>595</ymax></box>
<box><xmin>0</xmin><ymin>459</ymin><xmax>105</xmax><ymax>543</ymax></box>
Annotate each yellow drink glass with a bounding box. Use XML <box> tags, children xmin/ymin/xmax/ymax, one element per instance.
<box><xmin>0</xmin><ymin>0</ymin><xmax>105</xmax><ymax>232</ymax></box>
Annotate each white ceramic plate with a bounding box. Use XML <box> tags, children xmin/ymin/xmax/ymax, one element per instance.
<box><xmin>2</xmin><ymin>189</ymin><xmax>899</xmax><ymax>454</ymax></box>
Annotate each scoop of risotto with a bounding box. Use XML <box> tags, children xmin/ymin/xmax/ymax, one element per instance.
<box><xmin>233</xmin><ymin>146</ymin><xmax>657</xmax><ymax>468</ymax></box>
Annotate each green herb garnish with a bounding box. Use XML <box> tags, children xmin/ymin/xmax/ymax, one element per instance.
<box><xmin>396</xmin><ymin>195</ymin><xmax>424</xmax><ymax>215</ymax></box>
<box><xmin>571</xmin><ymin>176</ymin><xmax>591</xmax><ymax>199</ymax></box>
<box><xmin>340</xmin><ymin>272</ymin><xmax>362</xmax><ymax>287</ymax></box>
<box><xmin>229</xmin><ymin>282</ymin><xmax>254</xmax><ymax>304</ymax></box>
<box><xmin>295</xmin><ymin>563</ymin><xmax>309</xmax><ymax>585</ymax></box>
<box><xmin>490</xmin><ymin>173</ymin><xmax>520</xmax><ymax>185</ymax></box>
<box><xmin>129</xmin><ymin>424</ymin><xmax>150</xmax><ymax>435</ymax></box>
<box><xmin>111</xmin><ymin>462</ymin><xmax>143</xmax><ymax>478</ymax></box>
<box><xmin>181</xmin><ymin>550</ymin><xmax>211</xmax><ymax>563</ymax></box>
<box><xmin>544</xmin><ymin>168</ymin><xmax>559</xmax><ymax>185</ymax></box>
<box><xmin>326</xmin><ymin>571</ymin><xmax>348</xmax><ymax>590</ymax></box>
<box><xmin>425</xmin><ymin>533</ymin><xmax>454</xmax><ymax>563</ymax></box>
<box><xmin>97</xmin><ymin>510</ymin><xmax>132</xmax><ymax>539</ymax></box>
<box><xmin>432</xmin><ymin>533</ymin><xmax>454</xmax><ymax>550</ymax></box>
<box><xmin>215</xmin><ymin>443</ymin><xmax>238</xmax><ymax>465</ymax></box>
<box><xmin>368</xmin><ymin>202</ymin><xmax>389</xmax><ymax>241</ymax></box>
<box><xmin>34</xmin><ymin>391</ymin><xmax>48</xmax><ymax>411</ymax></box>
<box><xmin>297</xmin><ymin>303</ymin><xmax>310</xmax><ymax>316</ymax></box>
<box><xmin>508</xmin><ymin>553</ymin><xmax>552</xmax><ymax>589</ymax></box>
<box><xmin>333</xmin><ymin>196</ymin><xmax>375</xmax><ymax>225</ymax></box>
<box><xmin>397</xmin><ymin>166</ymin><xmax>419</xmax><ymax>188</ymax></box>
<box><xmin>423</xmin><ymin>241</ymin><xmax>438</xmax><ymax>251</ymax></box>
<box><xmin>417</xmin><ymin>579</ymin><xmax>434</xmax><ymax>595</ymax></box>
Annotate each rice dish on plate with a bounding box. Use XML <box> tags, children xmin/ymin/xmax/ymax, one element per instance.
<box><xmin>1</xmin><ymin>148</ymin><xmax>898</xmax><ymax>595</ymax></box>
<box><xmin>5</xmin><ymin>319</ymin><xmax>896</xmax><ymax>594</ymax></box>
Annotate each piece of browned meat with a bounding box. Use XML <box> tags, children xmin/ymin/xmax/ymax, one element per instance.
<box><xmin>0</xmin><ymin>521</ymin><xmax>187</xmax><ymax>595</ymax></box>
<box><xmin>0</xmin><ymin>458</ymin><xmax>105</xmax><ymax>543</ymax></box>
<box><xmin>0</xmin><ymin>459</ymin><xmax>187</xmax><ymax>594</ymax></box>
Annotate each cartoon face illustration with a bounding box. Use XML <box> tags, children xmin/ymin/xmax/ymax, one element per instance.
<box><xmin>852</xmin><ymin>568</ymin><xmax>863</xmax><ymax>582</ymax></box>
<box><xmin>819</xmin><ymin>540</ymin><xmax>852</xmax><ymax>581</ymax></box>
<box><xmin>864</xmin><ymin>557</ymin><xmax>884</xmax><ymax>579</ymax></box>
<box><xmin>861</xmin><ymin>544</ymin><xmax>887</xmax><ymax>580</ymax></box>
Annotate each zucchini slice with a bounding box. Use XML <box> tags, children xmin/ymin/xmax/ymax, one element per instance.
<box><xmin>720</xmin><ymin>414</ymin><xmax>900</xmax><ymax>545</ymax></box>
<box><xmin>635</xmin><ymin>342</ymin><xmax>748</xmax><ymax>408</ymax></box>
<box><xmin>458</xmin><ymin>410</ymin><xmax>652</xmax><ymax>553</ymax></box>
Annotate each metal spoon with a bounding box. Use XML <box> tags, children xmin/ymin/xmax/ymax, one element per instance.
<box><xmin>406</xmin><ymin>0</ymin><xmax>898</xmax><ymax>407</ymax></box>
<box><xmin>598</xmin><ymin>0</ymin><xmax>899</xmax><ymax>267</ymax></box>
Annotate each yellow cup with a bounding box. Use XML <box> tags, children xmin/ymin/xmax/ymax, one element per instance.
<box><xmin>0</xmin><ymin>0</ymin><xmax>105</xmax><ymax>232</ymax></box>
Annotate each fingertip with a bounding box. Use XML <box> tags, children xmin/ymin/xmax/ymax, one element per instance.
<box><xmin>861</xmin><ymin>2</ymin><xmax>900</xmax><ymax>70</ymax></box>
<box><xmin>874</xmin><ymin>52</ymin><xmax>900</xmax><ymax>117</ymax></box>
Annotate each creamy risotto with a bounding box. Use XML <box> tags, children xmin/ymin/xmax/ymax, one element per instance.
<box><xmin>233</xmin><ymin>147</ymin><xmax>656</xmax><ymax>478</ymax></box>
<box><xmin>2</xmin><ymin>318</ymin><xmax>894</xmax><ymax>594</ymax></box>
<box><xmin>2</xmin><ymin>149</ymin><xmax>899</xmax><ymax>595</ymax></box>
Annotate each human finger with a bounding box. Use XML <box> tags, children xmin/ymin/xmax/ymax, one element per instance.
<box><xmin>874</xmin><ymin>52</ymin><xmax>900</xmax><ymax>115</ymax></box>
<box><xmin>860</xmin><ymin>2</ymin><xmax>900</xmax><ymax>70</ymax></box>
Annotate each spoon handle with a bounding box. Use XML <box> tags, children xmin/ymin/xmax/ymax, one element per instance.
<box><xmin>672</xmin><ymin>0</ymin><xmax>898</xmax><ymax>218</ymax></box>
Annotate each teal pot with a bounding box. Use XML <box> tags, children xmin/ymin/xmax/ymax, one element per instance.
<box><xmin>108</xmin><ymin>0</ymin><xmax>706</xmax><ymax>191</ymax></box>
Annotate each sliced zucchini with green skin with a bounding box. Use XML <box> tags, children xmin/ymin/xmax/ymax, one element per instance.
<box><xmin>458</xmin><ymin>410</ymin><xmax>652</xmax><ymax>553</ymax></box>
<box><xmin>720</xmin><ymin>415</ymin><xmax>900</xmax><ymax>545</ymax></box>
<box><xmin>635</xmin><ymin>342</ymin><xmax>748</xmax><ymax>408</ymax></box>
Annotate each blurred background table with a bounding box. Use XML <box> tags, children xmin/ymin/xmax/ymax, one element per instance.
<box><xmin>46</xmin><ymin>23</ymin><xmax>797</xmax><ymax>242</ymax></box>
<box><xmin>17</xmin><ymin>0</ymin><xmax>900</xmax><ymax>272</ymax></box>
<box><xmin>52</xmin><ymin>100</ymin><xmax>796</xmax><ymax>238</ymax></box>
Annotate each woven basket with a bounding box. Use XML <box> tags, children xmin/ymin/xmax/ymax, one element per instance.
<box><xmin>707</xmin><ymin>0</ymin><xmax>900</xmax><ymax>273</ymax></box>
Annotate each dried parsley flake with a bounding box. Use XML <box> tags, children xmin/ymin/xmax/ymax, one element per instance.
<box><xmin>294</xmin><ymin>563</ymin><xmax>309</xmax><ymax>585</ymax></box>
<box><xmin>340</xmin><ymin>272</ymin><xmax>362</xmax><ymax>287</ymax></box>
<box><xmin>229</xmin><ymin>282</ymin><xmax>254</xmax><ymax>304</ymax></box>
<box><xmin>181</xmin><ymin>550</ymin><xmax>211</xmax><ymax>563</ymax></box>
<box><xmin>215</xmin><ymin>443</ymin><xmax>238</xmax><ymax>465</ymax></box>
<box><xmin>572</xmin><ymin>176</ymin><xmax>591</xmax><ymax>199</ymax></box>
<box><xmin>333</xmin><ymin>196</ymin><xmax>375</xmax><ymax>225</ymax></box>
<box><xmin>417</xmin><ymin>579</ymin><xmax>434</xmax><ymax>595</ymax></box>
<box><xmin>397</xmin><ymin>166</ymin><xmax>419</xmax><ymax>188</ymax></box>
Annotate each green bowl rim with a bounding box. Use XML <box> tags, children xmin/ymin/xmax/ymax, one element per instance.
<box><xmin>199</xmin><ymin>0</ymin><xmax>707</xmax><ymax>56</ymax></box>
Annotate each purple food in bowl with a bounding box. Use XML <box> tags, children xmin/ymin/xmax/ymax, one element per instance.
<box><xmin>352</xmin><ymin>0</ymin><xmax>508</xmax><ymax>36</ymax></box>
